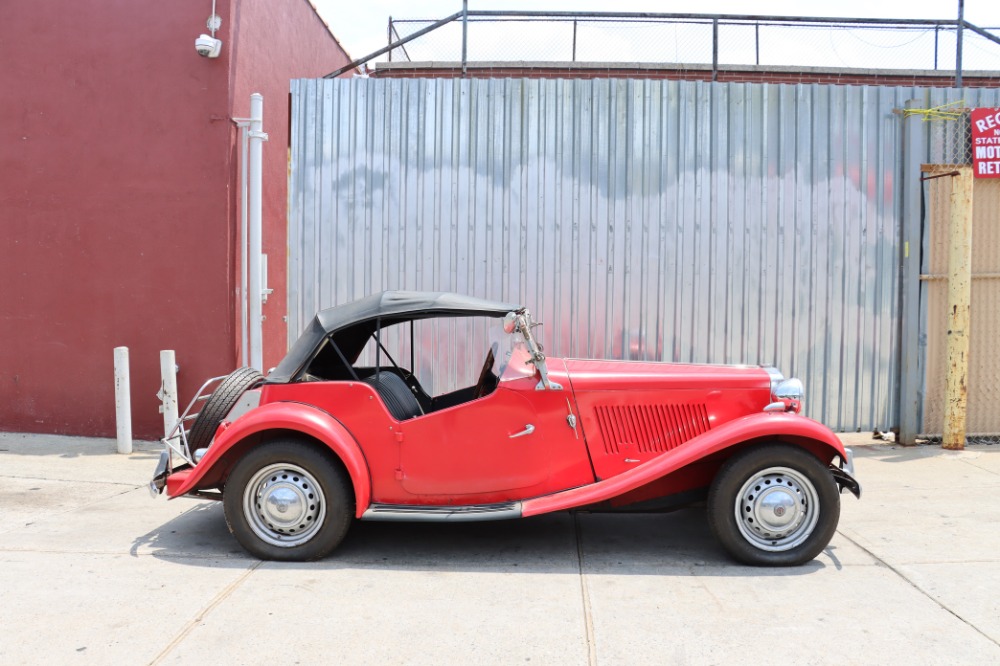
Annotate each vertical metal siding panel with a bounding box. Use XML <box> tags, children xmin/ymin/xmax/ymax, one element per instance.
<box><xmin>855</xmin><ymin>86</ymin><xmax>874</xmax><ymax>428</ymax></box>
<box><xmin>811</xmin><ymin>85</ymin><xmax>832</xmax><ymax>425</ymax></box>
<box><xmin>776</xmin><ymin>84</ymin><xmax>795</xmax><ymax>374</ymax></box>
<box><xmin>724</xmin><ymin>85</ymin><xmax>744</xmax><ymax>366</ymax></box>
<box><xmin>759</xmin><ymin>86</ymin><xmax>778</xmax><ymax>367</ymax></box>
<box><xmin>678</xmin><ymin>82</ymin><xmax>697</xmax><ymax>363</ymax></box>
<box><xmin>693</xmin><ymin>81</ymin><xmax>712</xmax><ymax>363</ymax></box>
<box><xmin>333</xmin><ymin>80</ymin><xmax>351</xmax><ymax>302</ymax></box>
<box><xmin>793</xmin><ymin>84</ymin><xmax>812</xmax><ymax>388</ymax></box>
<box><xmin>665</xmin><ymin>80</ymin><xmax>682</xmax><ymax>363</ymax></box>
<box><xmin>289</xmin><ymin>78</ymin><xmax>910</xmax><ymax>431</ymax></box>
<box><xmin>747</xmin><ymin>83</ymin><xmax>763</xmax><ymax>366</ymax></box>
<box><xmin>608</xmin><ymin>80</ymin><xmax>626</xmax><ymax>360</ymax></box>
<box><xmin>711</xmin><ymin>83</ymin><xmax>729</xmax><ymax>364</ymax></box>
<box><xmin>644</xmin><ymin>80</ymin><xmax>663</xmax><ymax>362</ymax></box>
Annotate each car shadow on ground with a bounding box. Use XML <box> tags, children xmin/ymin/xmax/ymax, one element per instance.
<box><xmin>849</xmin><ymin>441</ymin><xmax>1000</xmax><ymax>465</ymax></box>
<box><xmin>133</xmin><ymin>501</ymin><xmax>836</xmax><ymax>577</ymax></box>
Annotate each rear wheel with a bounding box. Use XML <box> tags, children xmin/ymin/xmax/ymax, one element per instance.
<box><xmin>223</xmin><ymin>440</ymin><xmax>354</xmax><ymax>561</ymax></box>
<box><xmin>708</xmin><ymin>444</ymin><xmax>840</xmax><ymax>566</ymax></box>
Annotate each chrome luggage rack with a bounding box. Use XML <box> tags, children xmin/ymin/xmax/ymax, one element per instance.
<box><xmin>161</xmin><ymin>374</ymin><xmax>228</xmax><ymax>468</ymax></box>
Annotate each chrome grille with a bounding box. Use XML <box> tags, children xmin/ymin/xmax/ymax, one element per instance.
<box><xmin>594</xmin><ymin>403</ymin><xmax>711</xmax><ymax>455</ymax></box>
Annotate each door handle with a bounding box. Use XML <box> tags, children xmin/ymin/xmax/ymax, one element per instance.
<box><xmin>509</xmin><ymin>424</ymin><xmax>535</xmax><ymax>439</ymax></box>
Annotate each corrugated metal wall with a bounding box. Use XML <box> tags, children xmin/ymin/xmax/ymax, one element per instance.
<box><xmin>290</xmin><ymin>77</ymin><xmax>919</xmax><ymax>431</ymax></box>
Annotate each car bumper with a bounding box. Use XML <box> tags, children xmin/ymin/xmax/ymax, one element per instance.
<box><xmin>148</xmin><ymin>451</ymin><xmax>169</xmax><ymax>497</ymax></box>
<box><xmin>830</xmin><ymin>447</ymin><xmax>862</xmax><ymax>498</ymax></box>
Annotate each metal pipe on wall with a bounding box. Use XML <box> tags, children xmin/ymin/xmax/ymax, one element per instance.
<box><xmin>240</xmin><ymin>121</ymin><xmax>249</xmax><ymax>367</ymax></box>
<box><xmin>248</xmin><ymin>93</ymin><xmax>267</xmax><ymax>371</ymax></box>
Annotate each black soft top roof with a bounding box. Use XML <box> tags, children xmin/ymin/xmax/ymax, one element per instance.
<box><xmin>268</xmin><ymin>291</ymin><xmax>521</xmax><ymax>383</ymax></box>
<box><xmin>315</xmin><ymin>291</ymin><xmax>519</xmax><ymax>332</ymax></box>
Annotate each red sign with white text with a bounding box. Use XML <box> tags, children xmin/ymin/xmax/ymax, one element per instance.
<box><xmin>972</xmin><ymin>107</ymin><xmax>1000</xmax><ymax>178</ymax></box>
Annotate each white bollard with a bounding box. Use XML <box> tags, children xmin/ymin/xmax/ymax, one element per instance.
<box><xmin>114</xmin><ymin>347</ymin><xmax>133</xmax><ymax>454</ymax></box>
<box><xmin>159</xmin><ymin>350</ymin><xmax>180</xmax><ymax>450</ymax></box>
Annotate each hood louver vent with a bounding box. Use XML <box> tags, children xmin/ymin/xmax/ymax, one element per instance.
<box><xmin>594</xmin><ymin>403</ymin><xmax>710</xmax><ymax>455</ymax></box>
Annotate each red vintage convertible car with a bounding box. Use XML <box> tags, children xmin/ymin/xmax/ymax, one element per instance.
<box><xmin>151</xmin><ymin>291</ymin><xmax>860</xmax><ymax>566</ymax></box>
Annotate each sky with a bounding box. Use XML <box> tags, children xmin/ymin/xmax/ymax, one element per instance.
<box><xmin>313</xmin><ymin>0</ymin><xmax>1000</xmax><ymax>64</ymax></box>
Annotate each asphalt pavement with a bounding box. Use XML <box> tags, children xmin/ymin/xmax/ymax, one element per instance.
<box><xmin>0</xmin><ymin>431</ymin><xmax>998</xmax><ymax>665</ymax></box>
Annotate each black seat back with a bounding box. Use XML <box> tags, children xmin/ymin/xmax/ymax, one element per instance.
<box><xmin>363</xmin><ymin>372</ymin><xmax>423</xmax><ymax>421</ymax></box>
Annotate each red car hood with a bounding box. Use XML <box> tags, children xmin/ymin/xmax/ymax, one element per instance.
<box><xmin>560</xmin><ymin>358</ymin><xmax>771</xmax><ymax>392</ymax></box>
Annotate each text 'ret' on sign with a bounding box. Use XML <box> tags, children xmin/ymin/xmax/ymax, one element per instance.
<box><xmin>971</xmin><ymin>107</ymin><xmax>1000</xmax><ymax>178</ymax></box>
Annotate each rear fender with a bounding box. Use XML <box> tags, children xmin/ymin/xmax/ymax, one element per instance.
<box><xmin>166</xmin><ymin>402</ymin><xmax>371</xmax><ymax>517</ymax></box>
<box><xmin>522</xmin><ymin>412</ymin><xmax>848</xmax><ymax>517</ymax></box>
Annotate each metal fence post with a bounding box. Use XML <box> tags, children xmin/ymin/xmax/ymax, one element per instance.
<box><xmin>942</xmin><ymin>166</ymin><xmax>974</xmax><ymax>449</ymax></box>
<box><xmin>934</xmin><ymin>25</ymin><xmax>940</xmax><ymax>70</ymax></box>
<box><xmin>956</xmin><ymin>1</ymin><xmax>965</xmax><ymax>87</ymax></box>
<box><xmin>572</xmin><ymin>19</ymin><xmax>578</xmax><ymax>62</ymax></box>
<box><xmin>113</xmin><ymin>347</ymin><xmax>132</xmax><ymax>454</ymax></box>
<box><xmin>461</xmin><ymin>0</ymin><xmax>468</xmax><ymax>76</ymax></box>
<box><xmin>755</xmin><ymin>23</ymin><xmax>760</xmax><ymax>66</ymax></box>
<box><xmin>712</xmin><ymin>18</ymin><xmax>719</xmax><ymax>81</ymax></box>
<box><xmin>897</xmin><ymin>100</ymin><xmax>928</xmax><ymax>446</ymax></box>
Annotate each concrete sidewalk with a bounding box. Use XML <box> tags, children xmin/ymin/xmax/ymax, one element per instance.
<box><xmin>0</xmin><ymin>431</ymin><xmax>998</xmax><ymax>665</ymax></box>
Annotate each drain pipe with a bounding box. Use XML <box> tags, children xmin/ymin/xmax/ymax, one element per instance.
<box><xmin>240</xmin><ymin>119</ymin><xmax>249</xmax><ymax>367</ymax></box>
<box><xmin>248</xmin><ymin>93</ymin><xmax>268</xmax><ymax>371</ymax></box>
<box><xmin>113</xmin><ymin>347</ymin><xmax>132</xmax><ymax>454</ymax></box>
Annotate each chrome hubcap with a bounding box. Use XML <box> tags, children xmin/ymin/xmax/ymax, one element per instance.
<box><xmin>243</xmin><ymin>463</ymin><xmax>325</xmax><ymax>548</ymax></box>
<box><xmin>735</xmin><ymin>466</ymin><xmax>819</xmax><ymax>552</ymax></box>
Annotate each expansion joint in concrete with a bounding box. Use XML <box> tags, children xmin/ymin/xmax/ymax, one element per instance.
<box><xmin>574</xmin><ymin>513</ymin><xmax>598</xmax><ymax>666</ymax></box>
<box><xmin>836</xmin><ymin>529</ymin><xmax>1000</xmax><ymax>649</ymax></box>
<box><xmin>149</xmin><ymin>560</ymin><xmax>263</xmax><ymax>665</ymax></box>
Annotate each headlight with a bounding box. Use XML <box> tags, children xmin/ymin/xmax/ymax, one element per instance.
<box><xmin>763</xmin><ymin>368</ymin><xmax>803</xmax><ymax>413</ymax></box>
<box><xmin>773</xmin><ymin>378</ymin><xmax>804</xmax><ymax>401</ymax></box>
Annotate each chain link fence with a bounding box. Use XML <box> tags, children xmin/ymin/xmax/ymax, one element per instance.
<box><xmin>917</xmin><ymin>105</ymin><xmax>1000</xmax><ymax>446</ymax></box>
<box><xmin>383</xmin><ymin>16</ymin><xmax>1000</xmax><ymax>72</ymax></box>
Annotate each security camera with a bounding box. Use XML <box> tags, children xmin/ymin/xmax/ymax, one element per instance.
<box><xmin>195</xmin><ymin>34</ymin><xmax>222</xmax><ymax>58</ymax></box>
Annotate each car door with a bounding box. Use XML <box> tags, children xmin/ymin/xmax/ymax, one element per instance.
<box><xmin>398</xmin><ymin>357</ymin><xmax>594</xmax><ymax>502</ymax></box>
<box><xmin>399</xmin><ymin>385</ymin><xmax>547</xmax><ymax>498</ymax></box>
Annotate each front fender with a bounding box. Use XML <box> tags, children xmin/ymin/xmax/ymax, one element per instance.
<box><xmin>166</xmin><ymin>402</ymin><xmax>372</xmax><ymax>517</ymax></box>
<box><xmin>522</xmin><ymin>411</ymin><xmax>848</xmax><ymax>517</ymax></box>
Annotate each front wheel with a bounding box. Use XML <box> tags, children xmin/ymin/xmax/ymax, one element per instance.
<box><xmin>223</xmin><ymin>440</ymin><xmax>354</xmax><ymax>561</ymax></box>
<box><xmin>708</xmin><ymin>444</ymin><xmax>840</xmax><ymax>566</ymax></box>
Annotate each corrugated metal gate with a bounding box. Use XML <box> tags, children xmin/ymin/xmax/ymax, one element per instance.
<box><xmin>287</xmin><ymin>77</ymin><xmax>986</xmax><ymax>432</ymax></box>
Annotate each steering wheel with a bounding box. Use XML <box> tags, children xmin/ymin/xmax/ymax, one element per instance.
<box><xmin>473</xmin><ymin>342</ymin><xmax>499</xmax><ymax>399</ymax></box>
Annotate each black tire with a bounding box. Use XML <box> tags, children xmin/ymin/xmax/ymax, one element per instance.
<box><xmin>707</xmin><ymin>444</ymin><xmax>841</xmax><ymax>566</ymax></box>
<box><xmin>186</xmin><ymin>367</ymin><xmax>264</xmax><ymax>451</ymax></box>
<box><xmin>223</xmin><ymin>439</ymin><xmax>354</xmax><ymax>561</ymax></box>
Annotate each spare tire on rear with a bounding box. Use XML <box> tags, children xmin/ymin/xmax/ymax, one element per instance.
<box><xmin>186</xmin><ymin>367</ymin><xmax>264</xmax><ymax>452</ymax></box>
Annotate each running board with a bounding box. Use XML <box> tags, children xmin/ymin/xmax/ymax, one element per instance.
<box><xmin>361</xmin><ymin>501</ymin><xmax>522</xmax><ymax>522</ymax></box>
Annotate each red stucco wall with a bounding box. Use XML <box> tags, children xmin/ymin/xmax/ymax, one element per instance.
<box><xmin>0</xmin><ymin>0</ymin><xmax>349</xmax><ymax>439</ymax></box>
